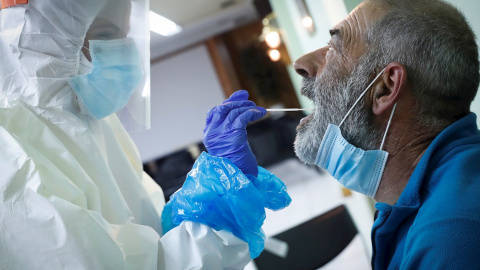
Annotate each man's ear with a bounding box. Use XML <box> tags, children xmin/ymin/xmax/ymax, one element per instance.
<box><xmin>372</xmin><ymin>62</ymin><xmax>407</xmax><ymax>115</ymax></box>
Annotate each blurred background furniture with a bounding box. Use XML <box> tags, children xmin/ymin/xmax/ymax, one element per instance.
<box><xmin>254</xmin><ymin>205</ymin><xmax>358</xmax><ymax>270</ymax></box>
<box><xmin>247</xmin><ymin>112</ymin><xmax>304</xmax><ymax>167</ymax></box>
<box><xmin>144</xmin><ymin>149</ymin><xmax>195</xmax><ymax>201</ymax></box>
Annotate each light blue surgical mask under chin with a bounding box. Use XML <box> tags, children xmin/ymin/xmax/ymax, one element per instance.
<box><xmin>69</xmin><ymin>38</ymin><xmax>144</xmax><ymax>119</ymax></box>
<box><xmin>315</xmin><ymin>68</ymin><xmax>397</xmax><ymax>198</ymax></box>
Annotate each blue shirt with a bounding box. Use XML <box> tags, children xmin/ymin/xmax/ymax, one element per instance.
<box><xmin>372</xmin><ymin>113</ymin><xmax>480</xmax><ymax>269</ymax></box>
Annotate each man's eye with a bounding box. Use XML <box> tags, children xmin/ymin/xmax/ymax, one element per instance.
<box><xmin>89</xmin><ymin>28</ymin><xmax>122</xmax><ymax>40</ymax></box>
<box><xmin>96</xmin><ymin>32</ymin><xmax>115</xmax><ymax>40</ymax></box>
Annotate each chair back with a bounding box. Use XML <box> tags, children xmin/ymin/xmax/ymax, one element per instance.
<box><xmin>254</xmin><ymin>205</ymin><xmax>358</xmax><ymax>270</ymax></box>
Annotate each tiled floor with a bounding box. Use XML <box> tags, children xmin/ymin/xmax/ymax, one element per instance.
<box><xmin>245</xmin><ymin>158</ymin><xmax>374</xmax><ymax>270</ymax></box>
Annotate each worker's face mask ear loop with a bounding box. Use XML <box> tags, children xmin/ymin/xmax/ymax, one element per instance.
<box><xmin>78</xmin><ymin>47</ymin><xmax>94</xmax><ymax>76</ymax></box>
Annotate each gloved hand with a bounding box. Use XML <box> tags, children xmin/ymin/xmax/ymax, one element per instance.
<box><xmin>161</xmin><ymin>152</ymin><xmax>292</xmax><ymax>259</ymax></box>
<box><xmin>203</xmin><ymin>90</ymin><xmax>266</xmax><ymax>177</ymax></box>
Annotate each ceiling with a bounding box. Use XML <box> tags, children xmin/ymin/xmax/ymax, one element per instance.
<box><xmin>149</xmin><ymin>0</ymin><xmax>260</xmax><ymax>59</ymax></box>
<box><xmin>150</xmin><ymin>0</ymin><xmax>249</xmax><ymax>27</ymax></box>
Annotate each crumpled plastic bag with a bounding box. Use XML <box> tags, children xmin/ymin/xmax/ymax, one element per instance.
<box><xmin>161</xmin><ymin>152</ymin><xmax>291</xmax><ymax>259</ymax></box>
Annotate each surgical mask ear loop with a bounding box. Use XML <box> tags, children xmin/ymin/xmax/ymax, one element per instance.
<box><xmin>379</xmin><ymin>103</ymin><xmax>397</xmax><ymax>150</ymax></box>
<box><xmin>339</xmin><ymin>68</ymin><xmax>386</xmax><ymax>128</ymax></box>
<box><xmin>336</xmin><ymin>67</ymin><xmax>396</xmax><ymax>150</ymax></box>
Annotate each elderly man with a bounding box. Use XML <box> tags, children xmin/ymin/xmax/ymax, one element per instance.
<box><xmin>293</xmin><ymin>0</ymin><xmax>480</xmax><ymax>268</ymax></box>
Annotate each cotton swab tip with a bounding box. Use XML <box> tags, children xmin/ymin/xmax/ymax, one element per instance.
<box><xmin>266</xmin><ymin>108</ymin><xmax>311</xmax><ymax>112</ymax></box>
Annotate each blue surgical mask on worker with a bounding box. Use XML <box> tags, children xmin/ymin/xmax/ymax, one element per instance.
<box><xmin>315</xmin><ymin>69</ymin><xmax>397</xmax><ymax>198</ymax></box>
<box><xmin>69</xmin><ymin>38</ymin><xmax>144</xmax><ymax>119</ymax></box>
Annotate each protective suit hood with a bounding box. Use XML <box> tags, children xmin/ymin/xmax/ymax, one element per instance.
<box><xmin>0</xmin><ymin>1</ymin><xmax>167</xmax><ymax>267</ymax></box>
<box><xmin>0</xmin><ymin>0</ymin><xmax>105</xmax><ymax>110</ymax></box>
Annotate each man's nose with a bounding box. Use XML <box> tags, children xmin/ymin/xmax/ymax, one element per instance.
<box><xmin>294</xmin><ymin>47</ymin><xmax>328</xmax><ymax>78</ymax></box>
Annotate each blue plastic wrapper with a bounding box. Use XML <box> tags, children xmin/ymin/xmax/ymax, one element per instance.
<box><xmin>161</xmin><ymin>152</ymin><xmax>291</xmax><ymax>259</ymax></box>
<box><xmin>160</xmin><ymin>202</ymin><xmax>175</xmax><ymax>235</ymax></box>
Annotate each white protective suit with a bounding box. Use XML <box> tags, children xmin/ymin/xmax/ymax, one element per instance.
<box><xmin>0</xmin><ymin>0</ymin><xmax>251</xmax><ymax>269</ymax></box>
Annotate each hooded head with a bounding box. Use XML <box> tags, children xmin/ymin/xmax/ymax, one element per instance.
<box><xmin>0</xmin><ymin>0</ymin><xmax>131</xmax><ymax>107</ymax></box>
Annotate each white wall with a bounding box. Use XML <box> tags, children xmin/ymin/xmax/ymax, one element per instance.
<box><xmin>130</xmin><ymin>44</ymin><xmax>225</xmax><ymax>162</ymax></box>
<box><xmin>269</xmin><ymin>0</ymin><xmax>349</xmax><ymax>110</ymax></box>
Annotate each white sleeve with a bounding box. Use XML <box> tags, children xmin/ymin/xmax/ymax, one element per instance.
<box><xmin>161</xmin><ymin>222</ymin><xmax>251</xmax><ymax>270</ymax></box>
<box><xmin>0</xmin><ymin>148</ymin><xmax>250</xmax><ymax>269</ymax></box>
<box><xmin>142</xmin><ymin>172</ymin><xmax>252</xmax><ymax>270</ymax></box>
<box><xmin>120</xmin><ymin>149</ymin><xmax>259</xmax><ymax>269</ymax></box>
<box><xmin>0</xmin><ymin>119</ymin><xmax>250</xmax><ymax>269</ymax></box>
<box><xmin>1</xmin><ymin>192</ymin><xmax>250</xmax><ymax>270</ymax></box>
<box><xmin>1</xmin><ymin>195</ymin><xmax>162</xmax><ymax>270</ymax></box>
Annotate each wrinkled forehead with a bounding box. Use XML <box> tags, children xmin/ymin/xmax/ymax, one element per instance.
<box><xmin>344</xmin><ymin>0</ymin><xmax>389</xmax><ymax>30</ymax></box>
<box><xmin>326</xmin><ymin>0</ymin><xmax>391</xmax><ymax>64</ymax></box>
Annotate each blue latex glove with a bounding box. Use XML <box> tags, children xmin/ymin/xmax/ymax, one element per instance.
<box><xmin>161</xmin><ymin>152</ymin><xmax>292</xmax><ymax>259</ymax></box>
<box><xmin>203</xmin><ymin>90</ymin><xmax>266</xmax><ymax>177</ymax></box>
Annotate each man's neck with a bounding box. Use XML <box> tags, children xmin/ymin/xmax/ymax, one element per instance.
<box><xmin>374</xmin><ymin>125</ymin><xmax>437</xmax><ymax>205</ymax></box>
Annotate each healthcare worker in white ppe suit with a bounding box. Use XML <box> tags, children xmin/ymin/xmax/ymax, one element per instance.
<box><xmin>0</xmin><ymin>0</ymin><xmax>291</xmax><ymax>269</ymax></box>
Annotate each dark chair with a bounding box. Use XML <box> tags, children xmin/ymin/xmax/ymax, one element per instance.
<box><xmin>254</xmin><ymin>205</ymin><xmax>358</xmax><ymax>270</ymax></box>
<box><xmin>247</xmin><ymin>112</ymin><xmax>305</xmax><ymax>168</ymax></box>
<box><xmin>144</xmin><ymin>149</ymin><xmax>195</xmax><ymax>202</ymax></box>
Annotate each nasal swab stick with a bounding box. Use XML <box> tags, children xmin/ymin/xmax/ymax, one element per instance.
<box><xmin>266</xmin><ymin>108</ymin><xmax>311</xmax><ymax>112</ymax></box>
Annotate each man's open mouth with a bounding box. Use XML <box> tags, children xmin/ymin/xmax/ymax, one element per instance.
<box><xmin>297</xmin><ymin>113</ymin><xmax>314</xmax><ymax>130</ymax></box>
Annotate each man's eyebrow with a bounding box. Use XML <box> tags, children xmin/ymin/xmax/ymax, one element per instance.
<box><xmin>329</xmin><ymin>28</ymin><xmax>342</xmax><ymax>51</ymax></box>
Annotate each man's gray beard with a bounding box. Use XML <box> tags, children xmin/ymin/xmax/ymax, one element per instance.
<box><xmin>294</xmin><ymin>58</ymin><xmax>382</xmax><ymax>164</ymax></box>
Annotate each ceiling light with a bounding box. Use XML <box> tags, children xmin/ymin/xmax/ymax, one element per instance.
<box><xmin>268</xmin><ymin>49</ymin><xmax>281</xmax><ymax>62</ymax></box>
<box><xmin>295</xmin><ymin>0</ymin><xmax>315</xmax><ymax>35</ymax></box>
<box><xmin>149</xmin><ymin>11</ymin><xmax>182</xmax><ymax>36</ymax></box>
<box><xmin>265</xmin><ymin>31</ymin><xmax>281</xmax><ymax>49</ymax></box>
<box><xmin>302</xmin><ymin>16</ymin><xmax>313</xmax><ymax>28</ymax></box>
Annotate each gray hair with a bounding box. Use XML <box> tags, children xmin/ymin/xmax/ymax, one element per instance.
<box><xmin>364</xmin><ymin>0</ymin><xmax>479</xmax><ymax>131</ymax></box>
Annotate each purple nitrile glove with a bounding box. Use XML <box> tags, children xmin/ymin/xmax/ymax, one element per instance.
<box><xmin>203</xmin><ymin>90</ymin><xmax>266</xmax><ymax>177</ymax></box>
